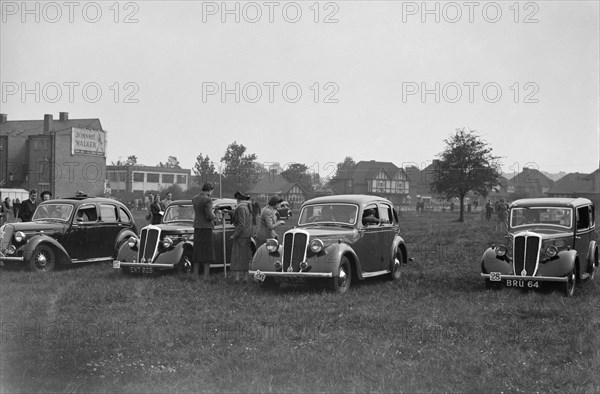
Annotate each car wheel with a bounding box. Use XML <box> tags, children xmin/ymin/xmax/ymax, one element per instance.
<box><xmin>389</xmin><ymin>252</ymin><xmax>402</xmax><ymax>281</ymax></box>
<box><xmin>29</xmin><ymin>244</ymin><xmax>55</xmax><ymax>272</ymax></box>
<box><xmin>563</xmin><ymin>269</ymin><xmax>575</xmax><ymax>297</ymax></box>
<box><xmin>177</xmin><ymin>254</ymin><xmax>193</xmax><ymax>274</ymax></box>
<box><xmin>331</xmin><ymin>257</ymin><xmax>351</xmax><ymax>294</ymax></box>
<box><xmin>588</xmin><ymin>246</ymin><xmax>598</xmax><ymax>281</ymax></box>
<box><xmin>260</xmin><ymin>277</ymin><xmax>280</xmax><ymax>290</ymax></box>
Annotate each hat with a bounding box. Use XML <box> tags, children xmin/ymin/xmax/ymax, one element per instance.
<box><xmin>201</xmin><ymin>182</ymin><xmax>214</xmax><ymax>192</ymax></box>
<box><xmin>268</xmin><ymin>196</ymin><xmax>284</xmax><ymax>206</ymax></box>
<box><xmin>234</xmin><ymin>191</ymin><xmax>250</xmax><ymax>201</ymax></box>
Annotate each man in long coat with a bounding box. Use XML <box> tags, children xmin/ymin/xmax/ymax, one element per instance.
<box><xmin>230</xmin><ymin>191</ymin><xmax>253</xmax><ymax>283</ymax></box>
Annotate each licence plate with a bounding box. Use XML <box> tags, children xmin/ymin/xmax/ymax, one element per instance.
<box><xmin>254</xmin><ymin>270</ymin><xmax>266</xmax><ymax>282</ymax></box>
<box><xmin>505</xmin><ymin>279</ymin><xmax>540</xmax><ymax>288</ymax></box>
<box><xmin>113</xmin><ymin>261</ymin><xmax>120</xmax><ymax>269</ymax></box>
<box><xmin>129</xmin><ymin>266</ymin><xmax>154</xmax><ymax>274</ymax></box>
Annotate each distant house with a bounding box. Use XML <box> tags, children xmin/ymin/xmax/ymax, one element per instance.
<box><xmin>249</xmin><ymin>173</ymin><xmax>307</xmax><ymax>206</ymax></box>
<box><xmin>507</xmin><ymin>167</ymin><xmax>554</xmax><ymax>199</ymax></box>
<box><xmin>331</xmin><ymin>160</ymin><xmax>409</xmax><ymax>206</ymax></box>
<box><xmin>547</xmin><ymin>169</ymin><xmax>600</xmax><ymax>205</ymax></box>
<box><xmin>105</xmin><ymin>165</ymin><xmax>191</xmax><ymax>194</ymax></box>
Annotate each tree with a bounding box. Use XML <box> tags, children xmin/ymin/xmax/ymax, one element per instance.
<box><xmin>158</xmin><ymin>156</ymin><xmax>181</xmax><ymax>169</ymax></box>
<box><xmin>193</xmin><ymin>153</ymin><xmax>217</xmax><ymax>186</ymax></box>
<box><xmin>431</xmin><ymin>128</ymin><xmax>501</xmax><ymax>222</ymax></box>
<box><xmin>221</xmin><ymin>142</ymin><xmax>260</xmax><ymax>195</ymax></box>
<box><xmin>334</xmin><ymin>156</ymin><xmax>356</xmax><ymax>179</ymax></box>
<box><xmin>110</xmin><ymin>155</ymin><xmax>138</xmax><ymax>166</ymax></box>
<box><xmin>281</xmin><ymin>163</ymin><xmax>314</xmax><ymax>196</ymax></box>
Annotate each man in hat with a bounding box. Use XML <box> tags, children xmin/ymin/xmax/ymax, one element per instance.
<box><xmin>230</xmin><ymin>191</ymin><xmax>253</xmax><ymax>283</ymax></box>
<box><xmin>192</xmin><ymin>183</ymin><xmax>217</xmax><ymax>280</ymax></box>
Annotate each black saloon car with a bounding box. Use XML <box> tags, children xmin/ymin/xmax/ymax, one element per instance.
<box><xmin>0</xmin><ymin>195</ymin><xmax>138</xmax><ymax>272</ymax></box>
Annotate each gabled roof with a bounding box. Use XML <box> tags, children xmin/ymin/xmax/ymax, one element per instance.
<box><xmin>342</xmin><ymin>161</ymin><xmax>405</xmax><ymax>184</ymax></box>
<box><xmin>508</xmin><ymin>167</ymin><xmax>554</xmax><ymax>187</ymax></box>
<box><xmin>547</xmin><ymin>171</ymin><xmax>599</xmax><ymax>195</ymax></box>
<box><xmin>0</xmin><ymin>118</ymin><xmax>103</xmax><ymax>136</ymax></box>
<box><xmin>249</xmin><ymin>174</ymin><xmax>304</xmax><ymax>195</ymax></box>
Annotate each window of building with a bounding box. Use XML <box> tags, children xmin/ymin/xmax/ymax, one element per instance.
<box><xmin>133</xmin><ymin>172</ymin><xmax>144</xmax><ymax>182</ymax></box>
<box><xmin>147</xmin><ymin>173</ymin><xmax>159</xmax><ymax>183</ymax></box>
<box><xmin>100</xmin><ymin>204</ymin><xmax>118</xmax><ymax>222</ymax></box>
<box><xmin>177</xmin><ymin>175</ymin><xmax>187</xmax><ymax>184</ymax></box>
<box><xmin>162</xmin><ymin>174</ymin><xmax>174</xmax><ymax>184</ymax></box>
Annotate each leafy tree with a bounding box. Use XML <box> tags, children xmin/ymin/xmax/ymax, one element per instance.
<box><xmin>157</xmin><ymin>156</ymin><xmax>181</xmax><ymax>169</ymax></box>
<box><xmin>281</xmin><ymin>163</ymin><xmax>314</xmax><ymax>195</ymax></box>
<box><xmin>193</xmin><ymin>153</ymin><xmax>217</xmax><ymax>186</ymax></box>
<box><xmin>126</xmin><ymin>155</ymin><xmax>137</xmax><ymax>166</ymax></box>
<box><xmin>333</xmin><ymin>156</ymin><xmax>356</xmax><ymax>180</ymax></box>
<box><xmin>220</xmin><ymin>141</ymin><xmax>260</xmax><ymax>195</ymax></box>
<box><xmin>431</xmin><ymin>128</ymin><xmax>501</xmax><ymax>222</ymax></box>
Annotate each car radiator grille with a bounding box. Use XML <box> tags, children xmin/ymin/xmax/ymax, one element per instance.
<box><xmin>138</xmin><ymin>227</ymin><xmax>160</xmax><ymax>263</ymax></box>
<box><xmin>513</xmin><ymin>234</ymin><xmax>541</xmax><ymax>276</ymax></box>
<box><xmin>282</xmin><ymin>231</ymin><xmax>308</xmax><ymax>272</ymax></box>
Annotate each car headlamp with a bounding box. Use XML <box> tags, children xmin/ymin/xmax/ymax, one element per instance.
<box><xmin>14</xmin><ymin>231</ymin><xmax>26</xmax><ymax>243</ymax></box>
<box><xmin>545</xmin><ymin>245</ymin><xmax>558</xmax><ymax>258</ymax></box>
<box><xmin>162</xmin><ymin>237</ymin><xmax>173</xmax><ymax>249</ymax></box>
<box><xmin>309</xmin><ymin>239</ymin><xmax>324</xmax><ymax>254</ymax></box>
<box><xmin>6</xmin><ymin>245</ymin><xmax>16</xmax><ymax>255</ymax></box>
<box><xmin>127</xmin><ymin>237</ymin><xmax>138</xmax><ymax>248</ymax></box>
<box><xmin>266</xmin><ymin>239</ymin><xmax>279</xmax><ymax>253</ymax></box>
<box><xmin>495</xmin><ymin>245</ymin><xmax>507</xmax><ymax>257</ymax></box>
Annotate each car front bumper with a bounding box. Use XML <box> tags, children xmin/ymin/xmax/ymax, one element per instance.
<box><xmin>0</xmin><ymin>252</ymin><xmax>24</xmax><ymax>263</ymax></box>
<box><xmin>481</xmin><ymin>273</ymin><xmax>568</xmax><ymax>282</ymax></box>
<box><xmin>113</xmin><ymin>260</ymin><xmax>174</xmax><ymax>269</ymax></box>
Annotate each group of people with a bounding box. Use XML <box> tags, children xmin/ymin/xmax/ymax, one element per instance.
<box><xmin>191</xmin><ymin>182</ymin><xmax>286</xmax><ymax>283</ymax></box>
<box><xmin>0</xmin><ymin>189</ymin><xmax>53</xmax><ymax>224</ymax></box>
<box><xmin>145</xmin><ymin>192</ymin><xmax>173</xmax><ymax>224</ymax></box>
<box><xmin>484</xmin><ymin>198</ymin><xmax>510</xmax><ymax>232</ymax></box>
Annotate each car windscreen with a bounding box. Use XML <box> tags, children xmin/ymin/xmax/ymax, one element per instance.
<box><xmin>32</xmin><ymin>204</ymin><xmax>74</xmax><ymax>222</ymax></box>
<box><xmin>163</xmin><ymin>204</ymin><xmax>194</xmax><ymax>223</ymax></box>
<box><xmin>298</xmin><ymin>203</ymin><xmax>358</xmax><ymax>226</ymax></box>
<box><xmin>510</xmin><ymin>207</ymin><xmax>572</xmax><ymax>229</ymax></box>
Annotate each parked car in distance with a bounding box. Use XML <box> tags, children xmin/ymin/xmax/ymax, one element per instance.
<box><xmin>481</xmin><ymin>198</ymin><xmax>598</xmax><ymax>296</ymax></box>
<box><xmin>0</xmin><ymin>194</ymin><xmax>138</xmax><ymax>272</ymax></box>
<box><xmin>113</xmin><ymin>198</ymin><xmax>255</xmax><ymax>275</ymax></box>
<box><xmin>276</xmin><ymin>201</ymin><xmax>292</xmax><ymax>220</ymax></box>
<box><xmin>250</xmin><ymin>194</ymin><xmax>408</xmax><ymax>293</ymax></box>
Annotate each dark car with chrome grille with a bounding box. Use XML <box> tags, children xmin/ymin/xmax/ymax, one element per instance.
<box><xmin>481</xmin><ymin>198</ymin><xmax>598</xmax><ymax>296</ymax></box>
<box><xmin>250</xmin><ymin>195</ymin><xmax>408</xmax><ymax>293</ymax></box>
<box><xmin>113</xmin><ymin>198</ymin><xmax>253</xmax><ymax>274</ymax></box>
<box><xmin>0</xmin><ymin>195</ymin><xmax>137</xmax><ymax>272</ymax></box>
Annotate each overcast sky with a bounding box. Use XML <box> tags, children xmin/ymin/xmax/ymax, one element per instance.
<box><xmin>1</xmin><ymin>1</ymin><xmax>599</xmax><ymax>178</ymax></box>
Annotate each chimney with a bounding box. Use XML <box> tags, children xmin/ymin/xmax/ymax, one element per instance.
<box><xmin>0</xmin><ymin>114</ymin><xmax>6</xmax><ymax>123</ymax></box>
<box><xmin>59</xmin><ymin>112</ymin><xmax>69</xmax><ymax>121</ymax></box>
<box><xmin>43</xmin><ymin>114</ymin><xmax>53</xmax><ymax>133</ymax></box>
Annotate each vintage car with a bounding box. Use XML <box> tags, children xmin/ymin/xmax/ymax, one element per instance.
<box><xmin>113</xmin><ymin>198</ymin><xmax>255</xmax><ymax>274</ymax></box>
<box><xmin>0</xmin><ymin>195</ymin><xmax>138</xmax><ymax>272</ymax></box>
<box><xmin>276</xmin><ymin>201</ymin><xmax>292</xmax><ymax>220</ymax></box>
<box><xmin>250</xmin><ymin>195</ymin><xmax>408</xmax><ymax>293</ymax></box>
<box><xmin>481</xmin><ymin>198</ymin><xmax>598</xmax><ymax>296</ymax></box>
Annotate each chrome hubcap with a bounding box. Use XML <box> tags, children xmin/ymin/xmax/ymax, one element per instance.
<box><xmin>338</xmin><ymin>267</ymin><xmax>347</xmax><ymax>288</ymax></box>
<box><xmin>393</xmin><ymin>258</ymin><xmax>400</xmax><ymax>275</ymax></box>
<box><xmin>36</xmin><ymin>253</ymin><xmax>47</xmax><ymax>267</ymax></box>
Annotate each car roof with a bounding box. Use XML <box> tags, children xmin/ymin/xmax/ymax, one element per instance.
<box><xmin>510</xmin><ymin>197</ymin><xmax>593</xmax><ymax>209</ymax></box>
<box><xmin>170</xmin><ymin>198</ymin><xmax>238</xmax><ymax>206</ymax></box>
<box><xmin>302</xmin><ymin>194</ymin><xmax>393</xmax><ymax>206</ymax></box>
<box><xmin>41</xmin><ymin>197</ymin><xmax>128</xmax><ymax>207</ymax></box>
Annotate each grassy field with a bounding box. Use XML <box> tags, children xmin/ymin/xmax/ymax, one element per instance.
<box><xmin>1</xmin><ymin>211</ymin><xmax>599</xmax><ymax>393</ymax></box>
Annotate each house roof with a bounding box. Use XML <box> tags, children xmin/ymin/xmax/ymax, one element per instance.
<box><xmin>249</xmin><ymin>174</ymin><xmax>303</xmax><ymax>195</ymax></box>
<box><xmin>342</xmin><ymin>161</ymin><xmax>406</xmax><ymax>184</ymax></box>
<box><xmin>0</xmin><ymin>118</ymin><xmax>103</xmax><ymax>136</ymax></box>
<box><xmin>508</xmin><ymin>167</ymin><xmax>554</xmax><ymax>187</ymax></box>
<box><xmin>547</xmin><ymin>170</ymin><xmax>599</xmax><ymax>195</ymax></box>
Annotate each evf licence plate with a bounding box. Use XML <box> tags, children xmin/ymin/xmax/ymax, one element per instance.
<box><xmin>505</xmin><ymin>279</ymin><xmax>539</xmax><ymax>289</ymax></box>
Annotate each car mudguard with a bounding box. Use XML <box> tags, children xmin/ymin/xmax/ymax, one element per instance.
<box><xmin>481</xmin><ymin>247</ymin><xmax>511</xmax><ymax>275</ymax></box>
<box><xmin>113</xmin><ymin>229</ymin><xmax>138</xmax><ymax>255</ymax></box>
<box><xmin>311</xmin><ymin>242</ymin><xmax>360</xmax><ymax>278</ymax></box>
<box><xmin>152</xmin><ymin>241</ymin><xmax>187</xmax><ymax>266</ymax></box>
<box><xmin>251</xmin><ymin>244</ymin><xmax>283</xmax><ymax>272</ymax></box>
<box><xmin>587</xmin><ymin>240</ymin><xmax>598</xmax><ymax>269</ymax></box>
<box><xmin>21</xmin><ymin>235</ymin><xmax>70</xmax><ymax>264</ymax></box>
<box><xmin>391</xmin><ymin>235</ymin><xmax>407</xmax><ymax>266</ymax></box>
<box><xmin>537</xmin><ymin>249</ymin><xmax>576</xmax><ymax>277</ymax></box>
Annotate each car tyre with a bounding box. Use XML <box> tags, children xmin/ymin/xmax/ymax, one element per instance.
<box><xmin>389</xmin><ymin>252</ymin><xmax>402</xmax><ymax>281</ymax></box>
<box><xmin>563</xmin><ymin>269</ymin><xmax>575</xmax><ymax>297</ymax></box>
<box><xmin>331</xmin><ymin>257</ymin><xmax>351</xmax><ymax>294</ymax></box>
<box><xmin>588</xmin><ymin>246</ymin><xmax>598</xmax><ymax>281</ymax></box>
<box><xmin>177</xmin><ymin>254</ymin><xmax>193</xmax><ymax>275</ymax></box>
<box><xmin>29</xmin><ymin>244</ymin><xmax>55</xmax><ymax>272</ymax></box>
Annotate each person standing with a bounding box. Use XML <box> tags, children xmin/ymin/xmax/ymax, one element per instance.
<box><xmin>230</xmin><ymin>191</ymin><xmax>253</xmax><ymax>283</ymax></box>
<box><xmin>496</xmin><ymin>199</ymin><xmax>509</xmax><ymax>232</ymax></box>
<box><xmin>40</xmin><ymin>191</ymin><xmax>52</xmax><ymax>201</ymax></box>
<box><xmin>256</xmin><ymin>196</ymin><xmax>286</xmax><ymax>247</ymax></box>
<box><xmin>192</xmin><ymin>182</ymin><xmax>217</xmax><ymax>280</ymax></box>
<box><xmin>2</xmin><ymin>197</ymin><xmax>12</xmax><ymax>224</ymax></box>
<box><xmin>485</xmin><ymin>200</ymin><xmax>493</xmax><ymax>221</ymax></box>
<box><xmin>18</xmin><ymin>190</ymin><xmax>38</xmax><ymax>222</ymax></box>
<box><xmin>150</xmin><ymin>194</ymin><xmax>164</xmax><ymax>224</ymax></box>
<box><xmin>161</xmin><ymin>192</ymin><xmax>173</xmax><ymax>208</ymax></box>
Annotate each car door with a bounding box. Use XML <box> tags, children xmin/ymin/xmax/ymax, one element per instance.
<box><xmin>68</xmin><ymin>203</ymin><xmax>101</xmax><ymax>260</ymax></box>
<box><xmin>574</xmin><ymin>204</ymin><xmax>595</xmax><ymax>272</ymax></box>
<box><xmin>99</xmin><ymin>203</ymin><xmax>122</xmax><ymax>257</ymax></box>
<box><xmin>377</xmin><ymin>203</ymin><xmax>397</xmax><ymax>270</ymax></box>
<box><xmin>355</xmin><ymin>204</ymin><xmax>386</xmax><ymax>272</ymax></box>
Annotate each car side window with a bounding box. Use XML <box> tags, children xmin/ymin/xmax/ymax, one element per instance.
<box><xmin>576</xmin><ymin>206</ymin><xmax>591</xmax><ymax>230</ymax></box>
<box><xmin>76</xmin><ymin>205</ymin><xmax>98</xmax><ymax>222</ymax></box>
<box><xmin>118</xmin><ymin>207</ymin><xmax>132</xmax><ymax>223</ymax></box>
<box><xmin>100</xmin><ymin>204</ymin><xmax>118</xmax><ymax>223</ymax></box>
<box><xmin>362</xmin><ymin>204</ymin><xmax>380</xmax><ymax>226</ymax></box>
<box><xmin>379</xmin><ymin>204</ymin><xmax>393</xmax><ymax>225</ymax></box>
